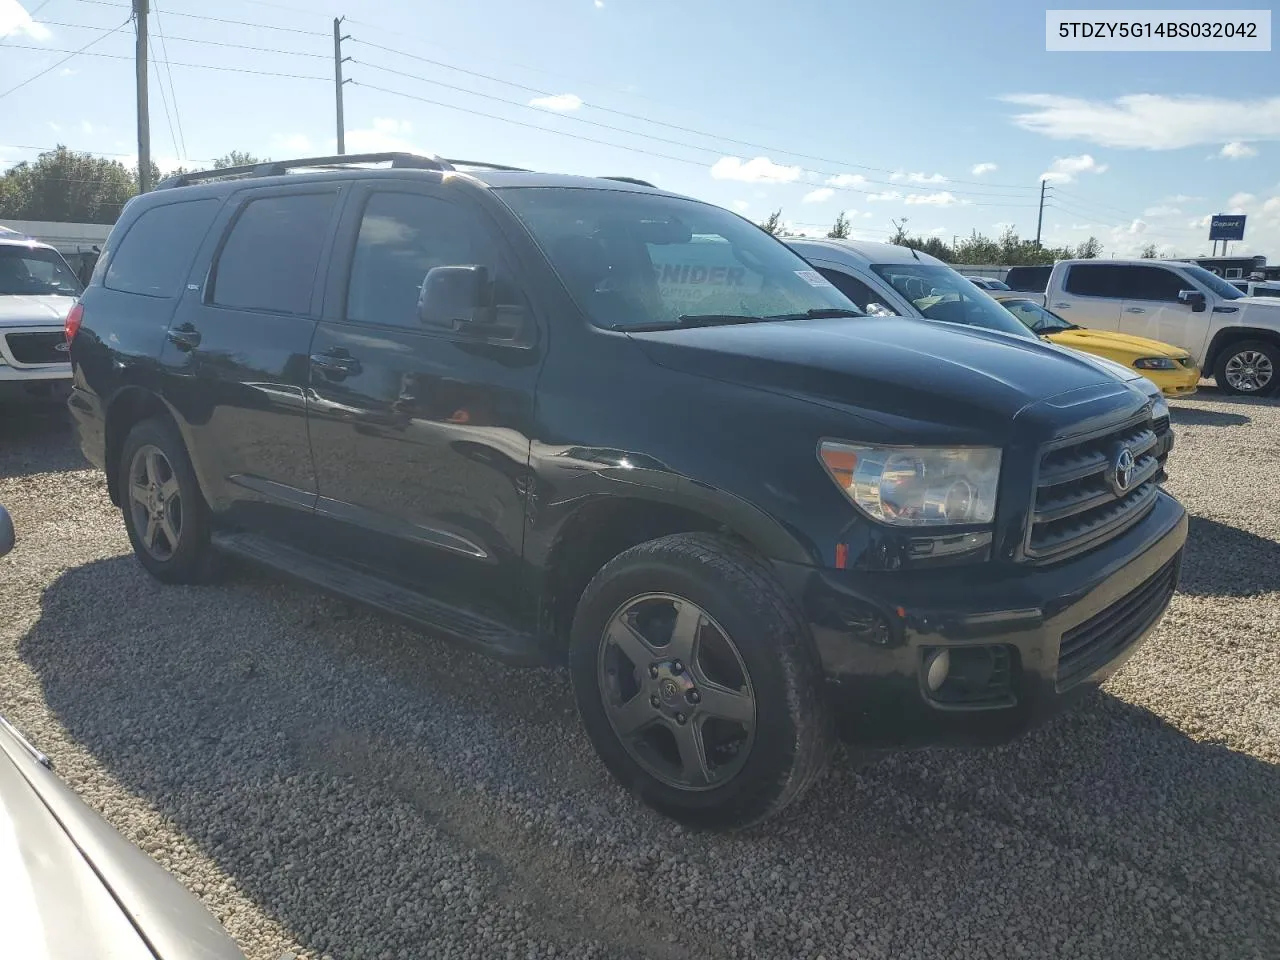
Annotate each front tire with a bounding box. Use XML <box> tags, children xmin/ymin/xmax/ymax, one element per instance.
<box><xmin>569</xmin><ymin>533</ymin><xmax>832</xmax><ymax>830</ymax></box>
<box><xmin>1215</xmin><ymin>339</ymin><xmax>1278</xmax><ymax>396</ymax></box>
<box><xmin>118</xmin><ymin>417</ymin><xmax>218</xmax><ymax>584</ymax></box>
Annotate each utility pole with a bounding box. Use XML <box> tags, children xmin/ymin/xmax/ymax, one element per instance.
<box><xmin>134</xmin><ymin>0</ymin><xmax>151</xmax><ymax>192</ymax></box>
<box><xmin>1034</xmin><ymin>179</ymin><xmax>1047</xmax><ymax>248</ymax></box>
<box><xmin>334</xmin><ymin>17</ymin><xmax>350</xmax><ymax>154</ymax></box>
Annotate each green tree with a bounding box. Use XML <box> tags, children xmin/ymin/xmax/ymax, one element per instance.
<box><xmin>1074</xmin><ymin>236</ymin><xmax>1102</xmax><ymax>258</ymax></box>
<box><xmin>759</xmin><ymin>208</ymin><xmax>783</xmax><ymax>236</ymax></box>
<box><xmin>0</xmin><ymin>146</ymin><xmax>136</xmax><ymax>224</ymax></box>
<box><xmin>827</xmin><ymin>211</ymin><xmax>851</xmax><ymax>239</ymax></box>
<box><xmin>1139</xmin><ymin>243</ymin><xmax>1160</xmax><ymax>259</ymax></box>
<box><xmin>212</xmin><ymin>151</ymin><xmax>264</xmax><ymax>169</ymax></box>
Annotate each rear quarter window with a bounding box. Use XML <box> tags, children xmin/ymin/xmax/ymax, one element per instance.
<box><xmin>104</xmin><ymin>198</ymin><xmax>222</xmax><ymax>298</ymax></box>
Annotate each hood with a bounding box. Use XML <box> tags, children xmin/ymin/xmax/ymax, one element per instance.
<box><xmin>0</xmin><ymin>295</ymin><xmax>76</xmax><ymax>327</ymax></box>
<box><xmin>630</xmin><ymin>316</ymin><xmax>1127</xmax><ymax>429</ymax></box>
<box><xmin>1047</xmin><ymin>328</ymin><xmax>1187</xmax><ymax>357</ymax></box>
<box><xmin>0</xmin><ymin>746</ymin><xmax>156</xmax><ymax>960</ymax></box>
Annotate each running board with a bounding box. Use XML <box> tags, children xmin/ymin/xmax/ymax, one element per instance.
<box><xmin>212</xmin><ymin>531</ymin><xmax>557</xmax><ymax>667</ymax></box>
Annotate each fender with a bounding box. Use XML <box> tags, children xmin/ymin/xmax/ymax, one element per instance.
<box><xmin>1204</xmin><ymin>325</ymin><xmax>1280</xmax><ymax>372</ymax></box>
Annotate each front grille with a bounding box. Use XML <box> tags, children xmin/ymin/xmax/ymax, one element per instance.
<box><xmin>5</xmin><ymin>332</ymin><xmax>69</xmax><ymax>365</ymax></box>
<box><xmin>1153</xmin><ymin>414</ymin><xmax>1170</xmax><ymax>438</ymax></box>
<box><xmin>1056</xmin><ymin>555</ymin><xmax>1179</xmax><ymax>691</ymax></box>
<box><xmin>1027</xmin><ymin>415</ymin><xmax>1161</xmax><ymax>562</ymax></box>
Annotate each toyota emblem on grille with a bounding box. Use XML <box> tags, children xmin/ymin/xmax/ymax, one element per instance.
<box><xmin>1110</xmin><ymin>445</ymin><xmax>1136</xmax><ymax>495</ymax></box>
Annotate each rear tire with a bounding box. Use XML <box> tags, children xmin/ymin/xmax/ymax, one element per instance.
<box><xmin>118</xmin><ymin>417</ymin><xmax>219</xmax><ymax>584</ymax></box>
<box><xmin>569</xmin><ymin>533</ymin><xmax>832</xmax><ymax>830</ymax></box>
<box><xmin>1214</xmin><ymin>339</ymin><xmax>1278</xmax><ymax>396</ymax></box>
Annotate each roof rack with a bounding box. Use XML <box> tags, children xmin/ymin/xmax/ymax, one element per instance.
<box><xmin>441</xmin><ymin>158</ymin><xmax>531</xmax><ymax>172</ymax></box>
<box><xmin>599</xmin><ymin>176</ymin><xmax>656</xmax><ymax>188</ymax></box>
<box><xmin>155</xmin><ymin>152</ymin><xmax>456</xmax><ymax>190</ymax></box>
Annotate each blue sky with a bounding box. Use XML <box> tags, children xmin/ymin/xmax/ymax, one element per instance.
<box><xmin>2</xmin><ymin>0</ymin><xmax>1278</xmax><ymax>257</ymax></box>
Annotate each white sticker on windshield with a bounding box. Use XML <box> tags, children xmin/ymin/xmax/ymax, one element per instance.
<box><xmin>794</xmin><ymin>269</ymin><xmax>833</xmax><ymax>287</ymax></box>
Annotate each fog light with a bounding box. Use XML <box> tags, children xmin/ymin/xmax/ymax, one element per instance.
<box><xmin>925</xmin><ymin>648</ymin><xmax>950</xmax><ymax>692</ymax></box>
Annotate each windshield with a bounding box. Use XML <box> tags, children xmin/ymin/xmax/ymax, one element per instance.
<box><xmin>497</xmin><ymin>188</ymin><xmax>858</xmax><ymax>329</ymax></box>
<box><xmin>1001</xmin><ymin>298</ymin><xmax>1073</xmax><ymax>333</ymax></box>
<box><xmin>869</xmin><ymin>262</ymin><xmax>1035</xmax><ymax>339</ymax></box>
<box><xmin>1183</xmin><ymin>264</ymin><xmax>1243</xmax><ymax>300</ymax></box>
<box><xmin>0</xmin><ymin>245</ymin><xmax>83</xmax><ymax>297</ymax></box>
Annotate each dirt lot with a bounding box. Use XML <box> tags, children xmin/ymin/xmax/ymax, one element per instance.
<box><xmin>1</xmin><ymin>392</ymin><xmax>1278</xmax><ymax>960</ymax></box>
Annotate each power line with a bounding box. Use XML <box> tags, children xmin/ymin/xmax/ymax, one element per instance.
<box><xmin>3</xmin><ymin>43</ymin><xmax>331</xmax><ymax>81</ymax></box>
<box><xmin>0</xmin><ymin>143</ymin><xmax>215</xmax><ymax>162</ymax></box>
<box><xmin>152</xmin><ymin>2</ymin><xmax>188</xmax><ymax>159</ymax></box>
<box><xmin>147</xmin><ymin>33</ymin><xmax>181</xmax><ymax>160</ymax></box>
<box><xmin>0</xmin><ymin>16</ymin><xmax>131</xmax><ymax>100</ymax></box>
<box><xmin>61</xmin><ymin>0</ymin><xmax>328</xmax><ymax>36</ymax></box>
<box><xmin>31</xmin><ymin>20</ymin><xmax>332</xmax><ymax>57</ymax></box>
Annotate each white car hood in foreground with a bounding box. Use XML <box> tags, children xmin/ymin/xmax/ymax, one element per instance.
<box><xmin>0</xmin><ymin>295</ymin><xmax>76</xmax><ymax>327</ymax></box>
<box><xmin>0</xmin><ymin>748</ymin><xmax>154</xmax><ymax>960</ymax></box>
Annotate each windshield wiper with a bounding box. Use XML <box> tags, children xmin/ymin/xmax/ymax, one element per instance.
<box><xmin>768</xmin><ymin>307</ymin><xmax>865</xmax><ymax>320</ymax></box>
<box><xmin>620</xmin><ymin>314</ymin><xmax>773</xmax><ymax>332</ymax></box>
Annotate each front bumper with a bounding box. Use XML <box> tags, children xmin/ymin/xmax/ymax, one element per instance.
<box><xmin>772</xmin><ymin>490</ymin><xmax>1187</xmax><ymax>747</ymax></box>
<box><xmin>1143</xmin><ymin>365</ymin><xmax>1200</xmax><ymax>397</ymax></box>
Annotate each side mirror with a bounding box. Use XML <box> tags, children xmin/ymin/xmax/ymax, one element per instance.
<box><xmin>0</xmin><ymin>506</ymin><xmax>14</xmax><ymax>558</ymax></box>
<box><xmin>418</xmin><ymin>265</ymin><xmax>493</xmax><ymax>330</ymax></box>
<box><xmin>1178</xmin><ymin>289</ymin><xmax>1207</xmax><ymax>312</ymax></box>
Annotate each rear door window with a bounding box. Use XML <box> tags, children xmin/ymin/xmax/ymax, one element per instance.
<box><xmin>211</xmin><ymin>191</ymin><xmax>337</xmax><ymax>315</ymax></box>
<box><xmin>1063</xmin><ymin>264</ymin><xmax>1122</xmax><ymax>298</ymax></box>
<box><xmin>104</xmin><ymin>198</ymin><xmax>221</xmax><ymax>298</ymax></box>
<box><xmin>815</xmin><ymin>267</ymin><xmax>877</xmax><ymax>310</ymax></box>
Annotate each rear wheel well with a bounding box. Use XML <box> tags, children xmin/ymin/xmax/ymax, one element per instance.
<box><xmin>543</xmin><ymin>499</ymin><xmax>751</xmax><ymax>645</ymax></box>
<box><xmin>104</xmin><ymin>389</ymin><xmax>172</xmax><ymax>505</ymax></box>
<box><xmin>1206</xmin><ymin>328</ymin><xmax>1280</xmax><ymax>374</ymax></box>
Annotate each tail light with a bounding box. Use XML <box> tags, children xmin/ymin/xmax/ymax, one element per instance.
<box><xmin>65</xmin><ymin>302</ymin><xmax>84</xmax><ymax>342</ymax></box>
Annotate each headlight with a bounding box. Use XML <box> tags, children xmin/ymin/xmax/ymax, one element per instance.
<box><xmin>819</xmin><ymin>443</ymin><xmax>1001</xmax><ymax>526</ymax></box>
<box><xmin>1151</xmin><ymin>395</ymin><xmax>1170</xmax><ymax>421</ymax></box>
<box><xmin>1133</xmin><ymin>357</ymin><xmax>1178</xmax><ymax>370</ymax></box>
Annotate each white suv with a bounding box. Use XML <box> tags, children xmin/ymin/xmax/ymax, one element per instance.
<box><xmin>0</xmin><ymin>234</ymin><xmax>81</xmax><ymax>402</ymax></box>
<box><xmin>1042</xmin><ymin>259</ymin><xmax>1280</xmax><ymax>396</ymax></box>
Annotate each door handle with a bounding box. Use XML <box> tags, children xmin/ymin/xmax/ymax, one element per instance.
<box><xmin>1052</xmin><ymin>302</ymin><xmax>1071</xmax><ymax>309</ymax></box>
<box><xmin>310</xmin><ymin>350</ymin><xmax>361</xmax><ymax>380</ymax></box>
<box><xmin>165</xmin><ymin>325</ymin><xmax>202</xmax><ymax>351</ymax></box>
<box><xmin>1125</xmin><ymin>307</ymin><xmax>1146</xmax><ymax>314</ymax></box>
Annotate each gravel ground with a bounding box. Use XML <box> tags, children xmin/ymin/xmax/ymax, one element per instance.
<box><xmin>1</xmin><ymin>391</ymin><xmax>1279</xmax><ymax>960</ymax></box>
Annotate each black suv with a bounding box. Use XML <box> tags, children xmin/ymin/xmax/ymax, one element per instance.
<box><xmin>68</xmin><ymin>153</ymin><xmax>1187</xmax><ymax>829</ymax></box>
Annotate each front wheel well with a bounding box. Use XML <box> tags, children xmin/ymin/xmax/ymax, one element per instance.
<box><xmin>1205</xmin><ymin>328</ymin><xmax>1280</xmax><ymax>374</ymax></box>
<box><xmin>103</xmin><ymin>388</ymin><xmax>173</xmax><ymax>505</ymax></box>
<box><xmin>542</xmin><ymin>499</ymin><xmax>752</xmax><ymax>646</ymax></box>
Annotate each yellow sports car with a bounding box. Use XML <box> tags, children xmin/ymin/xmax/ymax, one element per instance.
<box><xmin>993</xmin><ymin>294</ymin><xmax>1200</xmax><ymax>397</ymax></box>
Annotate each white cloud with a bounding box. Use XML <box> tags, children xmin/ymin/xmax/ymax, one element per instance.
<box><xmin>825</xmin><ymin>173</ymin><xmax>867</xmax><ymax>188</ymax></box>
<box><xmin>1262</xmin><ymin>196</ymin><xmax>1280</xmax><ymax>218</ymax></box>
<box><xmin>1188</xmin><ymin>215</ymin><xmax>1212</xmax><ymax>229</ymax></box>
<box><xmin>80</xmin><ymin>120</ymin><xmax>94</xmax><ymax>135</ymax></box>
<box><xmin>1002</xmin><ymin>93</ymin><xmax>1280</xmax><ymax>150</ymax></box>
<box><xmin>905</xmin><ymin>191</ymin><xmax>959</xmax><ymax>206</ymax></box>
<box><xmin>1228</xmin><ymin>192</ymin><xmax>1256</xmax><ymax>213</ymax></box>
<box><xmin>346</xmin><ymin>117</ymin><xmax>422</xmax><ymax>154</ymax></box>
<box><xmin>802</xmin><ymin>187</ymin><xmax>834</xmax><ymax>204</ymax></box>
<box><xmin>594</xmin><ymin>0</ymin><xmax>604</xmax><ymax>6</ymax></box>
<box><xmin>890</xmin><ymin>171</ymin><xmax>948</xmax><ymax>185</ymax></box>
<box><xmin>47</xmin><ymin>121</ymin><xmax>61</xmax><ymax>133</ymax></box>
<box><xmin>970</xmin><ymin>162</ymin><xmax>998</xmax><ymax>176</ymax></box>
<box><xmin>861</xmin><ymin>211</ymin><xmax>873</xmax><ymax>218</ymax></box>
<box><xmin>1218</xmin><ymin>141</ymin><xmax>1258</xmax><ymax>160</ymax></box>
<box><xmin>529</xmin><ymin>93</ymin><xmax>583</xmax><ymax>112</ymax></box>
<box><xmin>0</xmin><ymin>0</ymin><xmax>51</xmax><ymax>40</ymax></box>
<box><xmin>866</xmin><ymin>190</ymin><xmax>901</xmax><ymax>201</ymax></box>
<box><xmin>1165</xmin><ymin>194</ymin><xmax>1201</xmax><ymax>204</ymax></box>
<box><xmin>58</xmin><ymin>67</ymin><xmax>76</xmax><ymax>77</ymax></box>
<box><xmin>1143</xmin><ymin>204</ymin><xmax>1181</xmax><ymax>217</ymax></box>
<box><xmin>1040</xmin><ymin>154</ymin><xmax>1107</xmax><ymax>183</ymax></box>
<box><xmin>732</xmin><ymin>200</ymin><xmax>749</xmax><ymax>212</ymax></box>
<box><xmin>709</xmin><ymin>156</ymin><xmax>802</xmax><ymax>184</ymax></box>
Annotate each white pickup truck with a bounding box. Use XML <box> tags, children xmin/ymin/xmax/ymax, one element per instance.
<box><xmin>0</xmin><ymin>233</ymin><xmax>81</xmax><ymax>403</ymax></box>
<box><xmin>1039</xmin><ymin>259</ymin><xmax>1280</xmax><ymax>396</ymax></box>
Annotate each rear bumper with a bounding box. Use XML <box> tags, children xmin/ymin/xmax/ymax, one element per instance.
<box><xmin>771</xmin><ymin>490</ymin><xmax>1187</xmax><ymax>747</ymax></box>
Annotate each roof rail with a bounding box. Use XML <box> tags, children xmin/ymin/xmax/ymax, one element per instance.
<box><xmin>441</xmin><ymin>158</ymin><xmax>531</xmax><ymax>172</ymax></box>
<box><xmin>155</xmin><ymin>152</ymin><xmax>455</xmax><ymax>190</ymax></box>
<box><xmin>599</xmin><ymin>176</ymin><xmax>656</xmax><ymax>188</ymax></box>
